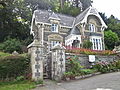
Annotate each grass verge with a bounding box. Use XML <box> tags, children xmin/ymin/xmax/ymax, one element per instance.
<box><xmin>0</xmin><ymin>81</ymin><xmax>36</xmax><ymax>90</ymax></box>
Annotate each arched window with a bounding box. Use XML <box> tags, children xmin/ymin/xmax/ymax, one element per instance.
<box><xmin>89</xmin><ymin>24</ymin><xmax>95</xmax><ymax>32</ymax></box>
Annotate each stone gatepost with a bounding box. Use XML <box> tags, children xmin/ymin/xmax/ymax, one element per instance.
<box><xmin>28</xmin><ymin>40</ymin><xmax>44</xmax><ymax>81</ymax></box>
<box><xmin>51</xmin><ymin>44</ymin><xmax>66</xmax><ymax>81</ymax></box>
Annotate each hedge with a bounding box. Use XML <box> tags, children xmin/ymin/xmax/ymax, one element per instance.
<box><xmin>0</xmin><ymin>54</ymin><xmax>30</xmax><ymax>80</ymax></box>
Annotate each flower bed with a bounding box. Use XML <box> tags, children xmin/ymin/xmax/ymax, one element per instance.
<box><xmin>93</xmin><ymin>60</ymin><xmax>120</xmax><ymax>73</ymax></box>
<box><xmin>63</xmin><ymin>56</ymin><xmax>120</xmax><ymax>81</ymax></box>
<box><xmin>65</xmin><ymin>47</ymin><xmax>116</xmax><ymax>55</ymax></box>
<box><xmin>63</xmin><ymin>56</ymin><xmax>97</xmax><ymax>80</ymax></box>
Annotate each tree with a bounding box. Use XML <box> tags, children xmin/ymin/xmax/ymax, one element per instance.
<box><xmin>0</xmin><ymin>0</ymin><xmax>32</xmax><ymax>45</ymax></box>
<box><xmin>99</xmin><ymin>12</ymin><xmax>108</xmax><ymax>24</ymax></box>
<box><xmin>106</xmin><ymin>15</ymin><xmax>120</xmax><ymax>40</ymax></box>
<box><xmin>0</xmin><ymin>38</ymin><xmax>22</xmax><ymax>53</ymax></box>
<box><xmin>104</xmin><ymin>30</ymin><xmax>119</xmax><ymax>50</ymax></box>
<box><xmin>25</xmin><ymin>0</ymin><xmax>52</xmax><ymax>12</ymax></box>
<box><xmin>80</xmin><ymin>0</ymin><xmax>92</xmax><ymax>10</ymax></box>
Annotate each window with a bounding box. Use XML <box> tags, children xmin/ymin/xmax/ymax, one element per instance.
<box><xmin>91</xmin><ymin>37</ymin><xmax>102</xmax><ymax>50</ymax></box>
<box><xmin>51</xmin><ymin>41</ymin><xmax>61</xmax><ymax>48</ymax></box>
<box><xmin>89</xmin><ymin>24</ymin><xmax>95</xmax><ymax>32</ymax></box>
<box><xmin>51</xmin><ymin>24</ymin><xmax>58</xmax><ymax>32</ymax></box>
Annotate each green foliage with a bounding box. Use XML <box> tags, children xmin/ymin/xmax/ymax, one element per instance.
<box><xmin>63</xmin><ymin>72</ymin><xmax>75</xmax><ymax>79</ymax></box>
<box><xmin>64</xmin><ymin>56</ymin><xmax>96</xmax><ymax>79</ymax></box>
<box><xmin>52</xmin><ymin>1</ymin><xmax>81</xmax><ymax>16</ymax></box>
<box><xmin>0</xmin><ymin>52</ymin><xmax>11</xmax><ymax>58</ymax></box>
<box><xmin>83</xmin><ymin>40</ymin><xmax>93</xmax><ymax>49</ymax></box>
<box><xmin>107</xmin><ymin>15</ymin><xmax>120</xmax><ymax>40</ymax></box>
<box><xmin>99</xmin><ymin>14</ymin><xmax>120</xmax><ymax>50</ymax></box>
<box><xmin>15</xmin><ymin>76</ymin><xmax>25</xmax><ymax>82</ymax></box>
<box><xmin>35</xmin><ymin>80</ymin><xmax>44</xmax><ymax>85</ymax></box>
<box><xmin>0</xmin><ymin>81</ymin><xmax>36</xmax><ymax>90</ymax></box>
<box><xmin>0</xmin><ymin>0</ymin><xmax>32</xmax><ymax>47</ymax></box>
<box><xmin>104</xmin><ymin>30</ymin><xmax>119</xmax><ymax>50</ymax></box>
<box><xmin>93</xmin><ymin>60</ymin><xmax>120</xmax><ymax>73</ymax></box>
<box><xmin>0</xmin><ymin>54</ymin><xmax>30</xmax><ymax>80</ymax></box>
<box><xmin>66</xmin><ymin>56</ymin><xmax>84</xmax><ymax>76</ymax></box>
<box><xmin>0</xmin><ymin>38</ymin><xmax>22</xmax><ymax>53</ymax></box>
<box><xmin>81</xmin><ymin>69</ymin><xmax>95</xmax><ymax>75</ymax></box>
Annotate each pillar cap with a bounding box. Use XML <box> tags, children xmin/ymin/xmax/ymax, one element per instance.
<box><xmin>27</xmin><ymin>40</ymin><xmax>43</xmax><ymax>49</ymax></box>
<box><xmin>52</xmin><ymin>44</ymin><xmax>66</xmax><ymax>50</ymax></box>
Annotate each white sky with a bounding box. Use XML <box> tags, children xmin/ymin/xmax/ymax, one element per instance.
<box><xmin>92</xmin><ymin>0</ymin><xmax>120</xmax><ymax>19</ymax></box>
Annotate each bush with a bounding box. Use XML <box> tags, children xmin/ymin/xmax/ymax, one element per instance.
<box><xmin>15</xmin><ymin>76</ymin><xmax>25</xmax><ymax>82</ymax></box>
<box><xmin>0</xmin><ymin>38</ymin><xmax>22</xmax><ymax>53</ymax></box>
<box><xmin>81</xmin><ymin>69</ymin><xmax>95</xmax><ymax>75</ymax></box>
<box><xmin>83</xmin><ymin>40</ymin><xmax>93</xmax><ymax>49</ymax></box>
<box><xmin>66</xmin><ymin>56</ymin><xmax>84</xmax><ymax>76</ymax></box>
<box><xmin>63</xmin><ymin>72</ymin><xmax>75</xmax><ymax>79</ymax></box>
<box><xmin>0</xmin><ymin>52</ymin><xmax>11</xmax><ymax>58</ymax></box>
<box><xmin>93</xmin><ymin>60</ymin><xmax>120</xmax><ymax>73</ymax></box>
<box><xmin>0</xmin><ymin>55</ymin><xmax>30</xmax><ymax>80</ymax></box>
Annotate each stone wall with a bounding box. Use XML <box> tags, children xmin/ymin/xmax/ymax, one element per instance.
<box><xmin>65</xmin><ymin>53</ymin><xmax>118</xmax><ymax>68</ymax></box>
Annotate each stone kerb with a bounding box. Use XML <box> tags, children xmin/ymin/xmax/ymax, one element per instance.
<box><xmin>51</xmin><ymin>44</ymin><xmax>66</xmax><ymax>81</ymax></box>
<box><xmin>27</xmin><ymin>40</ymin><xmax>44</xmax><ymax>81</ymax></box>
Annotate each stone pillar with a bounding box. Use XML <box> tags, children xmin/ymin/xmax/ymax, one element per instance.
<box><xmin>28</xmin><ymin>23</ymin><xmax>45</xmax><ymax>81</ymax></box>
<box><xmin>51</xmin><ymin>44</ymin><xmax>66</xmax><ymax>81</ymax></box>
<box><xmin>28</xmin><ymin>40</ymin><xmax>44</xmax><ymax>81</ymax></box>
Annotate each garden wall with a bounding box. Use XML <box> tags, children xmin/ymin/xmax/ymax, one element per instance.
<box><xmin>65</xmin><ymin>53</ymin><xmax>119</xmax><ymax>68</ymax></box>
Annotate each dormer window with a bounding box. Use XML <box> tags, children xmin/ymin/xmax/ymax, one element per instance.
<box><xmin>51</xmin><ymin>24</ymin><xmax>58</xmax><ymax>32</ymax></box>
<box><xmin>89</xmin><ymin>24</ymin><xmax>95</xmax><ymax>32</ymax></box>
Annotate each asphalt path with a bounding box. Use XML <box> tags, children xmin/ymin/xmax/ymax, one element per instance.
<box><xmin>34</xmin><ymin>72</ymin><xmax>120</xmax><ymax>90</ymax></box>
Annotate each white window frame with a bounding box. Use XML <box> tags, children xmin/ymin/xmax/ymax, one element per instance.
<box><xmin>51</xmin><ymin>24</ymin><xmax>58</xmax><ymax>32</ymax></box>
<box><xmin>89</xmin><ymin>24</ymin><xmax>95</xmax><ymax>32</ymax></box>
<box><xmin>90</xmin><ymin>37</ymin><xmax>102</xmax><ymax>50</ymax></box>
<box><xmin>50</xmin><ymin>41</ymin><xmax>60</xmax><ymax>48</ymax></box>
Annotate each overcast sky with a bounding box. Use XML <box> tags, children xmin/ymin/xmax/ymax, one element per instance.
<box><xmin>92</xmin><ymin>0</ymin><xmax>120</xmax><ymax>19</ymax></box>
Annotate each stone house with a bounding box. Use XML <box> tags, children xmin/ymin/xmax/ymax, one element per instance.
<box><xmin>29</xmin><ymin>6</ymin><xmax>107</xmax><ymax>51</ymax></box>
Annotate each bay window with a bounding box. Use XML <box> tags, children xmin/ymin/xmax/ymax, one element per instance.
<box><xmin>90</xmin><ymin>37</ymin><xmax>102</xmax><ymax>50</ymax></box>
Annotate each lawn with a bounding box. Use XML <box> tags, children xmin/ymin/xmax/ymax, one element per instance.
<box><xmin>0</xmin><ymin>52</ymin><xmax>11</xmax><ymax>58</ymax></box>
<box><xmin>0</xmin><ymin>81</ymin><xmax>36</xmax><ymax>90</ymax></box>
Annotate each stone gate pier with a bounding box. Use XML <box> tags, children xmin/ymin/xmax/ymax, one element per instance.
<box><xmin>28</xmin><ymin>40</ymin><xmax>44</xmax><ymax>81</ymax></box>
<box><xmin>51</xmin><ymin>44</ymin><xmax>66</xmax><ymax>81</ymax></box>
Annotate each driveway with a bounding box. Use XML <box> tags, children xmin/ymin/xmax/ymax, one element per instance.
<box><xmin>33</xmin><ymin>72</ymin><xmax>120</xmax><ymax>90</ymax></box>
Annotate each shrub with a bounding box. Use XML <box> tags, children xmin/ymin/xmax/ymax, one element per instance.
<box><xmin>81</xmin><ymin>69</ymin><xmax>95</xmax><ymax>75</ymax></box>
<box><xmin>63</xmin><ymin>72</ymin><xmax>75</xmax><ymax>79</ymax></box>
<box><xmin>35</xmin><ymin>80</ymin><xmax>43</xmax><ymax>85</ymax></box>
<box><xmin>93</xmin><ymin>60</ymin><xmax>120</xmax><ymax>73</ymax></box>
<box><xmin>66</xmin><ymin>56</ymin><xmax>84</xmax><ymax>76</ymax></box>
<box><xmin>0</xmin><ymin>52</ymin><xmax>11</xmax><ymax>58</ymax></box>
<box><xmin>83</xmin><ymin>40</ymin><xmax>93</xmax><ymax>49</ymax></box>
<box><xmin>15</xmin><ymin>76</ymin><xmax>25</xmax><ymax>82</ymax></box>
<box><xmin>0</xmin><ymin>38</ymin><xmax>22</xmax><ymax>53</ymax></box>
<box><xmin>0</xmin><ymin>54</ymin><xmax>30</xmax><ymax>81</ymax></box>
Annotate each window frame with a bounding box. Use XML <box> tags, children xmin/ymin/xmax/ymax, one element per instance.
<box><xmin>89</xmin><ymin>23</ymin><xmax>96</xmax><ymax>32</ymax></box>
<box><xmin>50</xmin><ymin>41</ymin><xmax>61</xmax><ymax>48</ymax></box>
<box><xmin>51</xmin><ymin>24</ymin><xmax>58</xmax><ymax>32</ymax></box>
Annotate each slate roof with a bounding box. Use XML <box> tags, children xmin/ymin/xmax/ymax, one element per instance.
<box><xmin>68</xmin><ymin>27</ymin><xmax>81</xmax><ymax>35</ymax></box>
<box><xmin>49</xmin><ymin>12</ymin><xmax>60</xmax><ymax>20</ymax></box>
<box><xmin>34</xmin><ymin>10</ymin><xmax>75</xmax><ymax>27</ymax></box>
<box><xmin>33</xmin><ymin>7</ymin><xmax>107</xmax><ymax>36</ymax></box>
<box><xmin>33</xmin><ymin>6</ymin><xmax>107</xmax><ymax>28</ymax></box>
<box><xmin>75</xmin><ymin>7</ymin><xmax>90</xmax><ymax>25</ymax></box>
